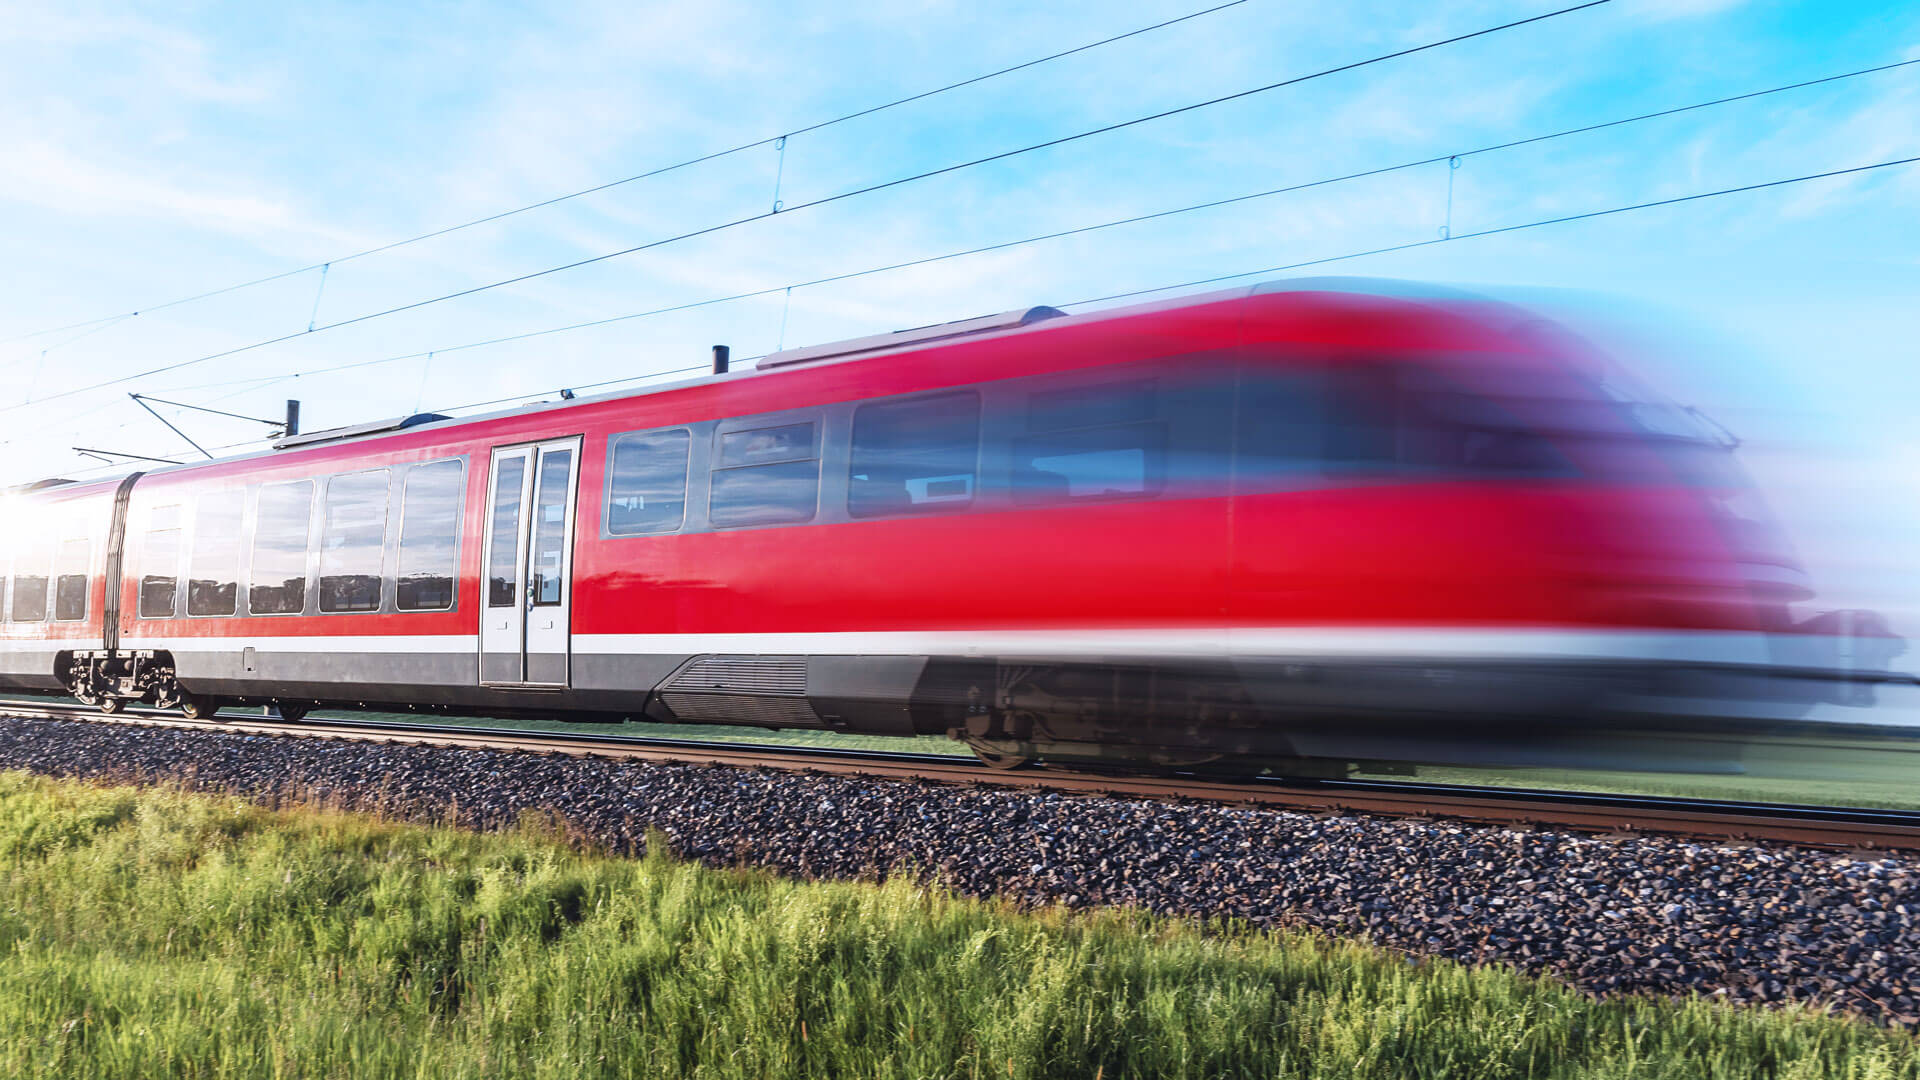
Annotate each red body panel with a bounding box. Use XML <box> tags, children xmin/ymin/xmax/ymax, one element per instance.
<box><xmin>5</xmin><ymin>286</ymin><xmax>1777</xmax><ymax>673</ymax></box>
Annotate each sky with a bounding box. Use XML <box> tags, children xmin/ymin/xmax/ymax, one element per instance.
<box><xmin>0</xmin><ymin>0</ymin><xmax>1915</xmax><ymax>630</ymax></box>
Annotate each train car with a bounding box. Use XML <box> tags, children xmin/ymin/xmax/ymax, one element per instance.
<box><xmin>0</xmin><ymin>280</ymin><xmax>1881</xmax><ymax>771</ymax></box>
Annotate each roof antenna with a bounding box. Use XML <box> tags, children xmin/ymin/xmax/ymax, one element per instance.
<box><xmin>560</xmin><ymin>388</ymin><xmax>576</xmax><ymax>400</ymax></box>
<box><xmin>712</xmin><ymin>345</ymin><xmax>730</xmax><ymax>374</ymax></box>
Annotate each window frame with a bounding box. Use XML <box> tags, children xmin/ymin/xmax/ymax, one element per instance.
<box><xmin>8</xmin><ymin>532</ymin><xmax>50</xmax><ymax>624</ymax></box>
<box><xmin>52</xmin><ymin>536</ymin><xmax>91</xmax><ymax>623</ymax></box>
<box><xmin>136</xmin><ymin>504</ymin><xmax>184</xmax><ymax>620</ymax></box>
<box><xmin>604</xmin><ymin>427</ymin><xmax>692</xmax><ymax>537</ymax></box>
<box><xmin>1009</xmin><ymin>376</ymin><xmax>1169</xmax><ymax>507</ymax></box>
<box><xmin>847</xmin><ymin>390</ymin><xmax>983</xmax><ymax>519</ymax></box>
<box><xmin>707</xmin><ymin>413</ymin><xmax>823</xmax><ymax>530</ymax></box>
<box><xmin>316</xmin><ymin>468</ymin><xmax>393</xmax><ymax>615</ymax></box>
<box><xmin>247</xmin><ymin>479</ymin><xmax>316</xmax><ymax>618</ymax></box>
<box><xmin>393</xmin><ymin>457</ymin><xmax>468</xmax><ymax>613</ymax></box>
<box><xmin>185</xmin><ymin>490</ymin><xmax>245</xmax><ymax>619</ymax></box>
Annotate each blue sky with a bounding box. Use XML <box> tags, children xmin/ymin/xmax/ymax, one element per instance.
<box><xmin>0</xmin><ymin>0</ymin><xmax>1916</xmax><ymax>623</ymax></box>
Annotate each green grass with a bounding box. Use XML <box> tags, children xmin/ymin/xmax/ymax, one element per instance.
<box><xmin>1</xmin><ymin>773</ymin><xmax>1917</xmax><ymax>1078</ymax></box>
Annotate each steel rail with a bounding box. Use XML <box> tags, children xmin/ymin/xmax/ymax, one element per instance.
<box><xmin>7</xmin><ymin>699</ymin><xmax>1920</xmax><ymax>853</ymax></box>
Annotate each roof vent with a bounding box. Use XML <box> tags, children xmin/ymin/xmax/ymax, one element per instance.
<box><xmin>757</xmin><ymin>305</ymin><xmax>1066</xmax><ymax>370</ymax></box>
<box><xmin>273</xmin><ymin>412</ymin><xmax>451</xmax><ymax>451</ymax></box>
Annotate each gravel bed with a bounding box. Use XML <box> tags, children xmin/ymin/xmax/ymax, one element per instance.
<box><xmin>3</xmin><ymin>715</ymin><xmax>1918</xmax><ymax>1025</ymax></box>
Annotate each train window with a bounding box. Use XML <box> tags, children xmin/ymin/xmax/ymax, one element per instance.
<box><xmin>1321</xmin><ymin>366</ymin><xmax>1571</xmax><ymax>476</ymax></box>
<box><xmin>607</xmin><ymin>430</ymin><xmax>689</xmax><ymax>536</ymax></box>
<box><xmin>10</xmin><ymin>534</ymin><xmax>50</xmax><ymax>623</ymax></box>
<box><xmin>1013</xmin><ymin>424</ymin><xmax>1166</xmax><ymax>502</ymax></box>
<box><xmin>529</xmin><ymin>450</ymin><xmax>572</xmax><ymax>606</ymax></box>
<box><xmin>187</xmin><ymin>491</ymin><xmax>243</xmax><ymax>616</ymax></box>
<box><xmin>397</xmin><ymin>459</ymin><xmax>464</xmax><ymax>612</ymax></box>
<box><xmin>53</xmin><ymin>538</ymin><xmax>90</xmax><ymax>622</ymax></box>
<box><xmin>249</xmin><ymin>480</ymin><xmax>313</xmax><ymax>615</ymax></box>
<box><xmin>718</xmin><ymin>422</ymin><xmax>814</xmax><ymax>467</ymax></box>
<box><xmin>1028</xmin><ymin>380</ymin><xmax>1155</xmax><ymax>431</ymax></box>
<box><xmin>486</xmin><ymin>457</ymin><xmax>525</xmax><ymax>608</ymax></box>
<box><xmin>710</xmin><ymin>421</ymin><xmax>819</xmax><ymax>528</ymax></box>
<box><xmin>1013</xmin><ymin>381</ymin><xmax>1165</xmax><ymax>504</ymax></box>
<box><xmin>138</xmin><ymin>506</ymin><xmax>182</xmax><ymax>619</ymax></box>
<box><xmin>318</xmin><ymin>470</ymin><xmax>390</xmax><ymax>613</ymax></box>
<box><xmin>849</xmin><ymin>392</ymin><xmax>980</xmax><ymax>518</ymax></box>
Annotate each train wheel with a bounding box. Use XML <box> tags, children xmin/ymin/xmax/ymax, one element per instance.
<box><xmin>965</xmin><ymin>739</ymin><xmax>1036</xmax><ymax>771</ymax></box>
<box><xmin>179</xmin><ymin>694</ymin><xmax>222</xmax><ymax>721</ymax></box>
<box><xmin>97</xmin><ymin>697</ymin><xmax>122</xmax><ymax>715</ymax></box>
<box><xmin>271</xmin><ymin>702</ymin><xmax>309</xmax><ymax>723</ymax></box>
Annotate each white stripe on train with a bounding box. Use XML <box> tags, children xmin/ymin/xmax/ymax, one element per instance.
<box><xmin>49</xmin><ymin>627</ymin><xmax>1786</xmax><ymax>666</ymax></box>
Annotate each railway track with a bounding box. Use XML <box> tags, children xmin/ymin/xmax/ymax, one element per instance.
<box><xmin>6</xmin><ymin>698</ymin><xmax>1920</xmax><ymax>854</ymax></box>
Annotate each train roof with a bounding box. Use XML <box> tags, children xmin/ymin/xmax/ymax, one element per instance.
<box><xmin>12</xmin><ymin>278</ymin><xmax>1515</xmax><ymax>493</ymax></box>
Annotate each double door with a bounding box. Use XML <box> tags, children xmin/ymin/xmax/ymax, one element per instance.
<box><xmin>480</xmin><ymin>438</ymin><xmax>582</xmax><ymax>687</ymax></box>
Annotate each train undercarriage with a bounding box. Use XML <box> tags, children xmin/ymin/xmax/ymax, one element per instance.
<box><xmin>45</xmin><ymin>647</ymin><xmax>1883</xmax><ymax>778</ymax></box>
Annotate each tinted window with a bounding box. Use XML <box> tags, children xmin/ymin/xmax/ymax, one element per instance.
<box><xmin>719</xmin><ymin>423</ymin><xmax>814</xmax><ymax>466</ymax></box>
<box><xmin>1321</xmin><ymin>366</ymin><xmax>1570</xmax><ymax>475</ymax></box>
<box><xmin>138</xmin><ymin>506</ymin><xmax>182</xmax><ymax>619</ymax></box>
<box><xmin>10</xmin><ymin>534</ymin><xmax>49</xmax><ymax>622</ymax></box>
<box><xmin>397</xmin><ymin>459</ymin><xmax>463</xmax><ymax>612</ymax></box>
<box><xmin>1029</xmin><ymin>380</ymin><xmax>1155</xmax><ymax>431</ymax></box>
<box><xmin>188</xmin><ymin>491</ymin><xmax>243</xmax><ymax>616</ymax></box>
<box><xmin>529</xmin><ymin>450</ymin><xmax>572</xmax><ymax>606</ymax></box>
<box><xmin>1236</xmin><ymin>372</ymin><xmax>1330</xmax><ymax>476</ymax></box>
<box><xmin>1013</xmin><ymin>381</ymin><xmax>1165</xmax><ymax>505</ymax></box>
<box><xmin>318</xmin><ymin>471</ymin><xmax>389</xmax><ymax>613</ymax></box>
<box><xmin>54</xmin><ymin>538</ymin><xmax>89</xmax><ymax>622</ymax></box>
<box><xmin>711</xmin><ymin>421</ymin><xmax>818</xmax><ymax>528</ymax></box>
<box><xmin>249</xmin><ymin>481</ymin><xmax>312</xmax><ymax>615</ymax></box>
<box><xmin>1014</xmin><ymin>425</ymin><xmax>1164</xmax><ymax>502</ymax></box>
<box><xmin>849</xmin><ymin>393</ymin><xmax>980</xmax><ymax>518</ymax></box>
<box><xmin>487</xmin><ymin>456</ymin><xmax>526</xmax><ymax>608</ymax></box>
<box><xmin>608</xmin><ymin>431</ymin><xmax>689</xmax><ymax>535</ymax></box>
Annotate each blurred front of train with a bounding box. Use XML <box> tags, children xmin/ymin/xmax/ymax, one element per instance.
<box><xmin>979</xmin><ymin>281</ymin><xmax>1894</xmax><ymax>773</ymax></box>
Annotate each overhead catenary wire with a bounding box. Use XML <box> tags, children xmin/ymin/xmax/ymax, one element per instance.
<box><xmin>134</xmin><ymin>54</ymin><xmax>1920</xmax><ymax>398</ymax></box>
<box><xmin>345</xmin><ymin>152</ymin><xmax>1919</xmax><ymax>435</ymax></box>
<box><xmin>1061</xmin><ymin>154</ymin><xmax>1920</xmax><ymax>307</ymax></box>
<box><xmin>0</xmin><ymin>0</ymin><xmax>1616</xmax><ymax>412</ymax></box>
<box><xmin>0</xmin><ymin>0</ymin><xmax>1258</xmax><ymax>347</ymax></box>
<box><xmin>42</xmin><ymin>155</ymin><xmax>1920</xmax><ymax>483</ymax></box>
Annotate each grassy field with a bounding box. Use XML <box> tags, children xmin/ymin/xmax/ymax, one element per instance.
<box><xmin>1</xmin><ymin>772</ymin><xmax>1917</xmax><ymax>1078</ymax></box>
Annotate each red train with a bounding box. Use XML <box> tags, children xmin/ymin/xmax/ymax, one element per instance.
<box><xmin>0</xmin><ymin>281</ymin><xmax>1878</xmax><ymax>771</ymax></box>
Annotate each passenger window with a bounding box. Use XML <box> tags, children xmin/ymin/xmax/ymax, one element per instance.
<box><xmin>249</xmin><ymin>481</ymin><xmax>313</xmax><ymax>615</ymax></box>
<box><xmin>318</xmin><ymin>470</ymin><xmax>389</xmax><ymax>613</ymax></box>
<box><xmin>138</xmin><ymin>506</ymin><xmax>182</xmax><ymax>619</ymax></box>
<box><xmin>397</xmin><ymin>459</ymin><xmax>463</xmax><ymax>612</ymax></box>
<box><xmin>711</xmin><ymin>421</ymin><xmax>819</xmax><ymax>527</ymax></box>
<box><xmin>849</xmin><ymin>393</ymin><xmax>979</xmax><ymax>518</ymax></box>
<box><xmin>607</xmin><ymin>430</ymin><xmax>689</xmax><ymax>535</ymax></box>
<box><xmin>1013</xmin><ymin>382</ymin><xmax>1164</xmax><ymax>504</ymax></box>
<box><xmin>187</xmin><ymin>491</ymin><xmax>243</xmax><ymax>616</ymax></box>
<box><xmin>1322</xmin><ymin>365</ymin><xmax>1571</xmax><ymax>476</ymax></box>
<box><xmin>10</xmin><ymin>534</ymin><xmax>49</xmax><ymax>622</ymax></box>
<box><xmin>486</xmin><ymin>457</ymin><xmax>526</xmax><ymax>608</ymax></box>
<box><xmin>719</xmin><ymin>423</ymin><xmax>813</xmax><ymax>466</ymax></box>
<box><xmin>53</xmin><ymin>538</ymin><xmax>89</xmax><ymax>622</ymax></box>
<box><xmin>1028</xmin><ymin>381</ymin><xmax>1155</xmax><ymax>430</ymax></box>
<box><xmin>1237</xmin><ymin>372</ymin><xmax>1333</xmax><ymax>476</ymax></box>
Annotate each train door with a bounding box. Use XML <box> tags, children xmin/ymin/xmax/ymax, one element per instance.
<box><xmin>479</xmin><ymin>437</ymin><xmax>582</xmax><ymax>687</ymax></box>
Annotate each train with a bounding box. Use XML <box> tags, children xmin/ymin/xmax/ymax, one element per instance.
<box><xmin>0</xmin><ymin>279</ymin><xmax>1892</xmax><ymax>772</ymax></box>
